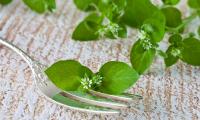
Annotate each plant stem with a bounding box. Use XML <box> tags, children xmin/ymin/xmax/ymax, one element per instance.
<box><xmin>166</xmin><ymin>11</ymin><xmax>199</xmax><ymax>33</ymax></box>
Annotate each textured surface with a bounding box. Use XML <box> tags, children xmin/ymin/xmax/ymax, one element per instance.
<box><xmin>0</xmin><ymin>0</ymin><xmax>200</xmax><ymax>120</ymax></box>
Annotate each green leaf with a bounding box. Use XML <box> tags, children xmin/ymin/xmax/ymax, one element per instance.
<box><xmin>97</xmin><ymin>0</ymin><xmax>127</xmax><ymax>21</ymax></box>
<box><xmin>23</xmin><ymin>0</ymin><xmax>46</xmax><ymax>13</ymax></box>
<box><xmin>162</xmin><ymin>0</ymin><xmax>180</xmax><ymax>5</ymax></box>
<box><xmin>45</xmin><ymin>0</ymin><xmax>56</xmax><ymax>12</ymax></box>
<box><xmin>23</xmin><ymin>0</ymin><xmax>56</xmax><ymax>13</ymax></box>
<box><xmin>0</xmin><ymin>0</ymin><xmax>12</xmax><ymax>5</ymax></box>
<box><xmin>142</xmin><ymin>11</ymin><xmax>166</xmax><ymax>42</ymax></box>
<box><xmin>169</xmin><ymin>34</ymin><xmax>182</xmax><ymax>46</ymax></box>
<box><xmin>164</xmin><ymin>46</ymin><xmax>179</xmax><ymax>67</ymax></box>
<box><xmin>188</xmin><ymin>32</ymin><xmax>196</xmax><ymax>38</ymax></box>
<box><xmin>198</xmin><ymin>26</ymin><xmax>200</xmax><ymax>36</ymax></box>
<box><xmin>130</xmin><ymin>40</ymin><xmax>156</xmax><ymax>74</ymax></box>
<box><xmin>181</xmin><ymin>37</ymin><xmax>200</xmax><ymax>66</ymax></box>
<box><xmin>161</xmin><ymin>7</ymin><xmax>182</xmax><ymax>28</ymax></box>
<box><xmin>96</xmin><ymin>0</ymin><xmax>110</xmax><ymax>16</ymax></box>
<box><xmin>188</xmin><ymin>0</ymin><xmax>200</xmax><ymax>9</ymax></box>
<box><xmin>164</xmin><ymin>34</ymin><xmax>183</xmax><ymax>67</ymax></box>
<box><xmin>122</xmin><ymin>0</ymin><xmax>158</xmax><ymax>28</ymax></box>
<box><xmin>45</xmin><ymin>60</ymin><xmax>93</xmax><ymax>91</ymax></box>
<box><xmin>72</xmin><ymin>13</ymin><xmax>103</xmax><ymax>41</ymax></box>
<box><xmin>98</xmin><ymin>61</ymin><xmax>139</xmax><ymax>94</ymax></box>
<box><xmin>117</xmin><ymin>24</ymin><xmax>127</xmax><ymax>38</ymax></box>
<box><xmin>73</xmin><ymin>0</ymin><xmax>96</xmax><ymax>11</ymax></box>
<box><xmin>112</xmin><ymin>0</ymin><xmax>127</xmax><ymax>16</ymax></box>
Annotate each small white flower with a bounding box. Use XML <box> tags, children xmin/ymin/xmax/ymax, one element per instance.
<box><xmin>92</xmin><ymin>74</ymin><xmax>103</xmax><ymax>86</ymax></box>
<box><xmin>97</xmin><ymin>22</ymin><xmax>121</xmax><ymax>38</ymax></box>
<box><xmin>138</xmin><ymin>30</ymin><xmax>154</xmax><ymax>50</ymax></box>
<box><xmin>108</xmin><ymin>23</ymin><xmax>121</xmax><ymax>37</ymax></box>
<box><xmin>81</xmin><ymin>74</ymin><xmax>92</xmax><ymax>90</ymax></box>
<box><xmin>142</xmin><ymin>38</ymin><xmax>153</xmax><ymax>50</ymax></box>
<box><xmin>171</xmin><ymin>48</ymin><xmax>181</xmax><ymax>57</ymax></box>
<box><xmin>80</xmin><ymin>74</ymin><xmax>103</xmax><ymax>90</ymax></box>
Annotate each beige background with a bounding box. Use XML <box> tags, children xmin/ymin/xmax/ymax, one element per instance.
<box><xmin>0</xmin><ymin>0</ymin><xmax>199</xmax><ymax>119</ymax></box>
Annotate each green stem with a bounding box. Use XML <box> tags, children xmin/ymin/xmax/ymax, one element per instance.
<box><xmin>166</xmin><ymin>12</ymin><xmax>198</xmax><ymax>33</ymax></box>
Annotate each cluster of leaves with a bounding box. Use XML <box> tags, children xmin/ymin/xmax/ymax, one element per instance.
<box><xmin>0</xmin><ymin>0</ymin><xmax>56</xmax><ymax>13</ymax></box>
<box><xmin>2</xmin><ymin>0</ymin><xmax>200</xmax><ymax>94</ymax></box>
<box><xmin>165</xmin><ymin>34</ymin><xmax>200</xmax><ymax>67</ymax></box>
<box><xmin>45</xmin><ymin>60</ymin><xmax>139</xmax><ymax>94</ymax></box>
<box><xmin>72</xmin><ymin>0</ymin><xmax>200</xmax><ymax>75</ymax></box>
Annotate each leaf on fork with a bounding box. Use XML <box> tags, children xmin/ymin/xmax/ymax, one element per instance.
<box><xmin>98</xmin><ymin>61</ymin><xmax>139</xmax><ymax>94</ymax></box>
<box><xmin>45</xmin><ymin>60</ymin><xmax>93</xmax><ymax>91</ymax></box>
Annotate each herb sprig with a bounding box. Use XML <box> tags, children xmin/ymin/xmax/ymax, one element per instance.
<box><xmin>45</xmin><ymin>60</ymin><xmax>139</xmax><ymax>94</ymax></box>
<box><xmin>72</xmin><ymin>0</ymin><xmax>200</xmax><ymax>72</ymax></box>
<box><xmin>1</xmin><ymin>0</ymin><xmax>200</xmax><ymax>95</ymax></box>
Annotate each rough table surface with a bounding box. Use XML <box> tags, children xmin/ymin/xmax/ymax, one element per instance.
<box><xmin>0</xmin><ymin>0</ymin><xmax>199</xmax><ymax>120</ymax></box>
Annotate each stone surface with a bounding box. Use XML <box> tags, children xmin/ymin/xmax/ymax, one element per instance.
<box><xmin>0</xmin><ymin>0</ymin><xmax>199</xmax><ymax>120</ymax></box>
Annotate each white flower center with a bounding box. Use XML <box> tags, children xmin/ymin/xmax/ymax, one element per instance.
<box><xmin>80</xmin><ymin>74</ymin><xmax>103</xmax><ymax>90</ymax></box>
<box><xmin>138</xmin><ymin>30</ymin><xmax>153</xmax><ymax>50</ymax></box>
<box><xmin>97</xmin><ymin>22</ymin><xmax>121</xmax><ymax>38</ymax></box>
<box><xmin>171</xmin><ymin>48</ymin><xmax>181</xmax><ymax>57</ymax></box>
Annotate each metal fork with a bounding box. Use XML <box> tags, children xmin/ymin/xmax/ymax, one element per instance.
<box><xmin>0</xmin><ymin>37</ymin><xmax>143</xmax><ymax>115</ymax></box>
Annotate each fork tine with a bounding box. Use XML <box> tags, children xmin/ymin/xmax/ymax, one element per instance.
<box><xmin>59</xmin><ymin>91</ymin><xmax>128</xmax><ymax>110</ymax></box>
<box><xmin>53</xmin><ymin>93</ymin><xmax>120</xmax><ymax>115</ymax></box>
<box><xmin>88</xmin><ymin>90</ymin><xmax>143</xmax><ymax>103</ymax></box>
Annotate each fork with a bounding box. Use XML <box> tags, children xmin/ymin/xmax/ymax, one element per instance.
<box><xmin>0</xmin><ymin>37</ymin><xmax>143</xmax><ymax>115</ymax></box>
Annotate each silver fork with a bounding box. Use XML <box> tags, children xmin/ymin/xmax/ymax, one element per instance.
<box><xmin>0</xmin><ymin>37</ymin><xmax>143</xmax><ymax>115</ymax></box>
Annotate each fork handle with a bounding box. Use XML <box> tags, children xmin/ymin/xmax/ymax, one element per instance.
<box><xmin>0</xmin><ymin>37</ymin><xmax>34</xmax><ymax>66</ymax></box>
